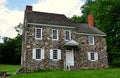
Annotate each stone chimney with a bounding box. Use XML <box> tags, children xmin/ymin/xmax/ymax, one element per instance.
<box><xmin>88</xmin><ymin>14</ymin><xmax>94</xmax><ymax>27</ymax></box>
<box><xmin>26</xmin><ymin>5</ymin><xmax>32</xmax><ymax>12</ymax></box>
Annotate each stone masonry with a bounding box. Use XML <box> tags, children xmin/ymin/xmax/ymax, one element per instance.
<box><xmin>21</xmin><ymin>24</ymin><xmax>108</xmax><ymax>72</ymax></box>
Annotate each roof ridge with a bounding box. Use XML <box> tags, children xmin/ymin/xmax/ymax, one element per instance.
<box><xmin>26</xmin><ymin>11</ymin><xmax>66</xmax><ymax>16</ymax></box>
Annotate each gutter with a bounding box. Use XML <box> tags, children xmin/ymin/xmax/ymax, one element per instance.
<box><xmin>75</xmin><ymin>32</ymin><xmax>106</xmax><ymax>36</ymax></box>
<box><xmin>28</xmin><ymin>23</ymin><xmax>75</xmax><ymax>29</ymax></box>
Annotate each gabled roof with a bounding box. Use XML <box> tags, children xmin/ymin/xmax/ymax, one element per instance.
<box><xmin>25</xmin><ymin>11</ymin><xmax>106</xmax><ymax>36</ymax></box>
<box><xmin>25</xmin><ymin>11</ymin><xmax>73</xmax><ymax>26</ymax></box>
<box><xmin>74</xmin><ymin>23</ymin><xmax>106</xmax><ymax>35</ymax></box>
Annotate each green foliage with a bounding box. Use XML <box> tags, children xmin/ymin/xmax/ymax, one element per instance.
<box><xmin>70</xmin><ymin>15</ymin><xmax>86</xmax><ymax>23</ymax></box>
<box><xmin>71</xmin><ymin>0</ymin><xmax>120</xmax><ymax>66</ymax></box>
<box><xmin>0</xmin><ymin>23</ymin><xmax>23</xmax><ymax>65</ymax></box>
<box><xmin>14</xmin><ymin>23</ymin><xmax>23</xmax><ymax>35</ymax></box>
<box><xmin>0</xmin><ymin>35</ymin><xmax>22</xmax><ymax>65</ymax></box>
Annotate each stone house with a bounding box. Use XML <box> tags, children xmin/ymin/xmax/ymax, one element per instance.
<box><xmin>21</xmin><ymin>6</ymin><xmax>108</xmax><ymax>72</ymax></box>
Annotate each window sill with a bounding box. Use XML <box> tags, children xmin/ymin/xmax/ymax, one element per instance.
<box><xmin>35</xmin><ymin>38</ymin><xmax>42</xmax><ymax>40</ymax></box>
<box><xmin>51</xmin><ymin>59</ymin><xmax>60</xmax><ymax>61</ymax></box>
<box><xmin>34</xmin><ymin>59</ymin><xmax>43</xmax><ymax>61</ymax></box>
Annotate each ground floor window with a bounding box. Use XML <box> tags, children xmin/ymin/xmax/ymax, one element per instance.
<box><xmin>50</xmin><ymin>49</ymin><xmax>61</xmax><ymax>60</ymax></box>
<box><xmin>88</xmin><ymin>52</ymin><xmax>98</xmax><ymax>61</ymax></box>
<box><xmin>32</xmin><ymin>48</ymin><xmax>44</xmax><ymax>60</ymax></box>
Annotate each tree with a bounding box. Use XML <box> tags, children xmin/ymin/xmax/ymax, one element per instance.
<box><xmin>80</xmin><ymin>0</ymin><xmax>120</xmax><ymax>66</ymax></box>
<box><xmin>15</xmin><ymin>23</ymin><xmax>23</xmax><ymax>35</ymax></box>
<box><xmin>0</xmin><ymin>23</ymin><xmax>22</xmax><ymax>64</ymax></box>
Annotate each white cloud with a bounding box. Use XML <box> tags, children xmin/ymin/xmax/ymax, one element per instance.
<box><xmin>0</xmin><ymin>0</ymin><xmax>6</xmax><ymax>5</ymax></box>
<box><xmin>0</xmin><ymin>1</ymin><xmax>24</xmax><ymax>38</ymax></box>
<box><xmin>33</xmin><ymin>0</ymin><xmax>84</xmax><ymax>17</ymax></box>
<box><xmin>0</xmin><ymin>0</ymin><xmax>84</xmax><ymax>38</ymax></box>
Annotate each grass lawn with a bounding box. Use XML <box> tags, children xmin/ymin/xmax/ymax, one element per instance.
<box><xmin>0</xmin><ymin>64</ymin><xmax>120</xmax><ymax>78</ymax></box>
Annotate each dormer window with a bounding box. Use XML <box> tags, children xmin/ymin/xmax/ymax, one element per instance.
<box><xmin>52</xmin><ymin>29</ymin><xmax>58</xmax><ymax>40</ymax></box>
<box><xmin>88</xmin><ymin>36</ymin><xmax>94</xmax><ymax>45</ymax></box>
<box><xmin>35</xmin><ymin>28</ymin><xmax>42</xmax><ymax>39</ymax></box>
<box><xmin>65</xmin><ymin>30</ymin><xmax>71</xmax><ymax>41</ymax></box>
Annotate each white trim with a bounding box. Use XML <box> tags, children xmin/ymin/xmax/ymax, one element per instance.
<box><xmin>52</xmin><ymin>29</ymin><xmax>58</xmax><ymax>40</ymax></box>
<box><xmin>35</xmin><ymin>28</ymin><xmax>42</xmax><ymax>40</ymax></box>
<box><xmin>65</xmin><ymin>30</ymin><xmax>71</xmax><ymax>41</ymax></box>
<box><xmin>28</xmin><ymin>23</ymin><xmax>75</xmax><ymax>29</ymax></box>
<box><xmin>32</xmin><ymin>48</ymin><xmax>44</xmax><ymax>60</ymax></box>
<box><xmin>75</xmin><ymin>32</ymin><xmax>106</xmax><ymax>36</ymax></box>
<box><xmin>88</xmin><ymin>36</ymin><xmax>94</xmax><ymax>45</ymax></box>
<box><xmin>50</xmin><ymin>49</ymin><xmax>61</xmax><ymax>61</ymax></box>
<box><xmin>88</xmin><ymin>52</ymin><xmax>98</xmax><ymax>61</ymax></box>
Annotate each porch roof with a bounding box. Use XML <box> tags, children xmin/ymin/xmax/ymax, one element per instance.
<box><xmin>63</xmin><ymin>40</ymin><xmax>79</xmax><ymax>46</ymax></box>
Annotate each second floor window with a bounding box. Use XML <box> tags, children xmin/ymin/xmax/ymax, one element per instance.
<box><xmin>35</xmin><ymin>28</ymin><xmax>42</xmax><ymax>39</ymax></box>
<box><xmin>65</xmin><ymin>30</ymin><xmax>71</xmax><ymax>41</ymax></box>
<box><xmin>52</xmin><ymin>29</ymin><xmax>58</xmax><ymax>40</ymax></box>
<box><xmin>88</xmin><ymin>36</ymin><xmax>94</xmax><ymax>45</ymax></box>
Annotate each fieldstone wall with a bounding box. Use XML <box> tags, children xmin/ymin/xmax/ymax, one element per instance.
<box><xmin>21</xmin><ymin>24</ymin><xmax>108</xmax><ymax>72</ymax></box>
<box><xmin>72</xmin><ymin>35</ymin><xmax>108</xmax><ymax>70</ymax></box>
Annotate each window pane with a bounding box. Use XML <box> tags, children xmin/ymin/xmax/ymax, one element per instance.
<box><xmin>53</xmin><ymin>30</ymin><xmax>57</xmax><ymax>39</ymax></box>
<box><xmin>65</xmin><ymin>31</ymin><xmax>70</xmax><ymax>40</ymax></box>
<box><xmin>36</xmin><ymin>29</ymin><xmax>41</xmax><ymax>38</ymax></box>
<box><xmin>53</xmin><ymin>50</ymin><xmax>58</xmax><ymax>59</ymax></box>
<box><xmin>36</xmin><ymin>49</ymin><xmax>41</xmax><ymax>59</ymax></box>
<box><xmin>88</xmin><ymin>36</ymin><xmax>94</xmax><ymax>45</ymax></box>
<box><xmin>90</xmin><ymin>53</ymin><xmax>94</xmax><ymax>60</ymax></box>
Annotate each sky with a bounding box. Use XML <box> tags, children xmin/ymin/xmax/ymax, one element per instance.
<box><xmin>0</xmin><ymin>0</ymin><xmax>85</xmax><ymax>41</ymax></box>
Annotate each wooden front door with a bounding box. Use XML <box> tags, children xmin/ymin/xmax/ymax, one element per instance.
<box><xmin>66</xmin><ymin>50</ymin><xmax>74</xmax><ymax>66</ymax></box>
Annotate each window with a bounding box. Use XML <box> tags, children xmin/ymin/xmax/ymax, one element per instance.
<box><xmin>90</xmin><ymin>53</ymin><xmax>95</xmax><ymax>60</ymax></box>
<box><xmin>52</xmin><ymin>29</ymin><xmax>58</xmax><ymax>40</ymax></box>
<box><xmin>32</xmin><ymin>48</ymin><xmax>44</xmax><ymax>60</ymax></box>
<box><xmin>35</xmin><ymin>28</ymin><xmax>42</xmax><ymax>39</ymax></box>
<box><xmin>65</xmin><ymin>30</ymin><xmax>71</xmax><ymax>41</ymax></box>
<box><xmin>53</xmin><ymin>50</ymin><xmax>58</xmax><ymax>59</ymax></box>
<box><xmin>50</xmin><ymin>49</ymin><xmax>61</xmax><ymax>60</ymax></box>
<box><xmin>88</xmin><ymin>52</ymin><xmax>98</xmax><ymax>61</ymax></box>
<box><xmin>88</xmin><ymin>36</ymin><xmax>94</xmax><ymax>45</ymax></box>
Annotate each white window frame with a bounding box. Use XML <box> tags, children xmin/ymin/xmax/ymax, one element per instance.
<box><xmin>88</xmin><ymin>52</ymin><xmax>98</xmax><ymax>61</ymax></box>
<box><xmin>65</xmin><ymin>30</ymin><xmax>71</xmax><ymax>41</ymax></box>
<box><xmin>88</xmin><ymin>36</ymin><xmax>94</xmax><ymax>45</ymax></box>
<box><xmin>35</xmin><ymin>28</ymin><xmax>42</xmax><ymax>40</ymax></box>
<box><xmin>32</xmin><ymin>48</ymin><xmax>44</xmax><ymax>60</ymax></box>
<box><xmin>52</xmin><ymin>29</ymin><xmax>58</xmax><ymax>40</ymax></box>
<box><xmin>50</xmin><ymin>49</ymin><xmax>61</xmax><ymax>61</ymax></box>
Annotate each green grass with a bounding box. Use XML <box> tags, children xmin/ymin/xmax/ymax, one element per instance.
<box><xmin>0</xmin><ymin>64</ymin><xmax>20</xmax><ymax>74</ymax></box>
<box><xmin>0</xmin><ymin>64</ymin><xmax>120</xmax><ymax>78</ymax></box>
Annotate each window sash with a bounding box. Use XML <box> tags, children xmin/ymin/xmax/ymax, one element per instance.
<box><xmin>65</xmin><ymin>30</ymin><xmax>71</xmax><ymax>40</ymax></box>
<box><xmin>52</xmin><ymin>29</ymin><xmax>58</xmax><ymax>40</ymax></box>
<box><xmin>36</xmin><ymin>49</ymin><xmax>41</xmax><ymax>59</ymax></box>
<box><xmin>53</xmin><ymin>50</ymin><xmax>58</xmax><ymax>59</ymax></box>
<box><xmin>32</xmin><ymin>48</ymin><xmax>44</xmax><ymax>60</ymax></box>
<box><xmin>90</xmin><ymin>53</ymin><xmax>95</xmax><ymax>60</ymax></box>
<box><xmin>88</xmin><ymin>52</ymin><xmax>98</xmax><ymax>61</ymax></box>
<box><xmin>88</xmin><ymin>36</ymin><xmax>94</xmax><ymax>45</ymax></box>
<box><xmin>50</xmin><ymin>49</ymin><xmax>61</xmax><ymax>60</ymax></box>
<box><xmin>35</xmin><ymin>28</ymin><xmax>42</xmax><ymax>39</ymax></box>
